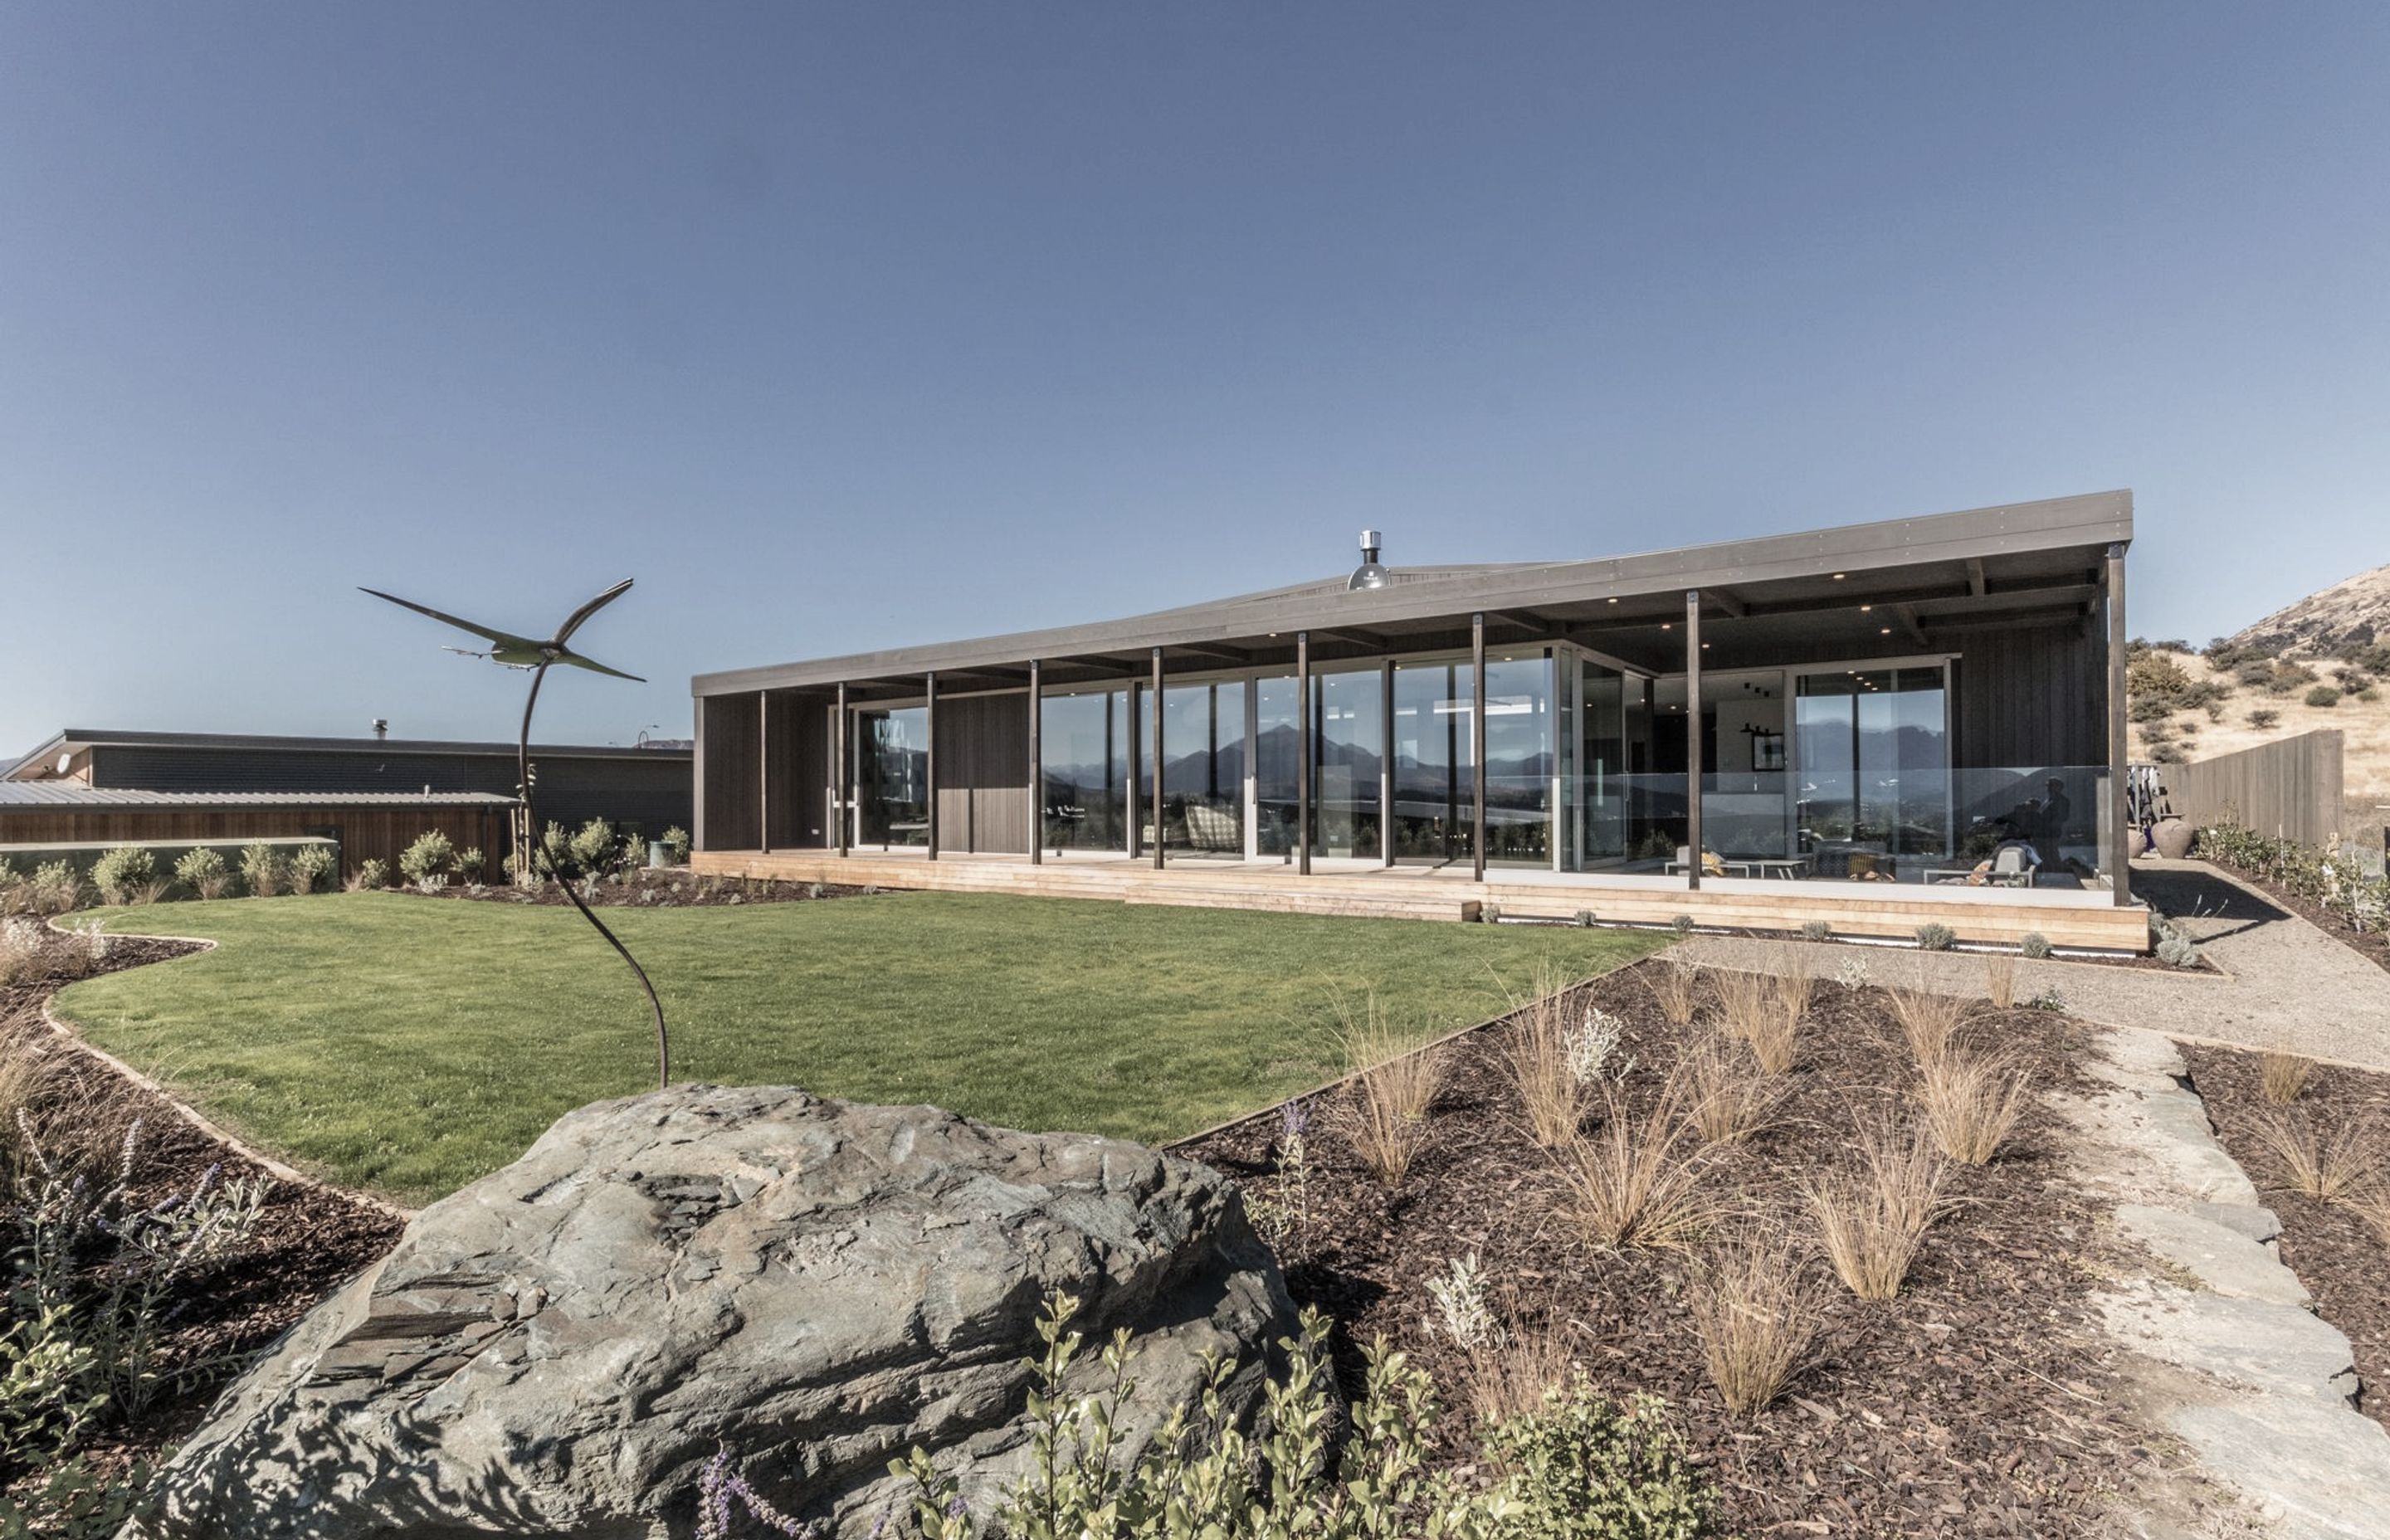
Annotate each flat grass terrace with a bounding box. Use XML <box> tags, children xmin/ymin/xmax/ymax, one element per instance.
<box><xmin>65</xmin><ymin>890</ymin><xmax>1666</xmax><ymax>1206</ymax></box>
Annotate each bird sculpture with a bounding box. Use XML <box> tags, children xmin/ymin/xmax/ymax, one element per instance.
<box><xmin>363</xmin><ymin>579</ymin><xmax>671</xmax><ymax>1089</ymax></box>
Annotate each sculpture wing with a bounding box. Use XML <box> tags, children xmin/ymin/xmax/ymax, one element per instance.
<box><xmin>359</xmin><ymin>587</ymin><xmax>534</xmax><ymax>650</ymax></box>
<box><xmin>554</xmin><ymin>648</ymin><xmax>646</xmax><ymax>683</ymax></box>
<box><xmin>552</xmin><ymin>578</ymin><xmax>635</xmax><ymax>647</ymax></box>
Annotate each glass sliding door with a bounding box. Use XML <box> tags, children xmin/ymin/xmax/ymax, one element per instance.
<box><xmin>1572</xmin><ymin>660</ymin><xmax>1629</xmax><ymax>867</ymax></box>
<box><xmin>1392</xmin><ymin>660</ymin><xmax>1472</xmax><ymax>864</ymax></box>
<box><xmin>1254</xmin><ymin>676</ymin><xmax>1301</xmax><ymax>857</ymax></box>
<box><xmin>855</xmin><ymin>705</ymin><xmax>929</xmax><ymax>847</ymax></box>
<box><xmin>1137</xmin><ymin>680</ymin><xmax>1248</xmax><ymax>856</ymax></box>
<box><xmin>1039</xmin><ymin>690</ymin><xmax>1127</xmax><ymax>853</ymax></box>
<box><xmin>1312</xmin><ymin>667</ymin><xmax>1383</xmax><ymax>859</ymax></box>
<box><xmin>1794</xmin><ymin>666</ymin><xmax>1949</xmax><ymax>878</ymax></box>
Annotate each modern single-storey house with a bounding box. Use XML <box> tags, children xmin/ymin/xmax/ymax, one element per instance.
<box><xmin>688</xmin><ymin>490</ymin><xmax>2145</xmax><ymax>950</ymax></box>
<box><xmin>3</xmin><ymin>728</ymin><xmax>692</xmax><ymax>878</ymax></box>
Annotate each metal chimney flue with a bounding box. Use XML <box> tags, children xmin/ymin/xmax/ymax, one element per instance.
<box><xmin>1347</xmin><ymin>529</ymin><xmax>1388</xmax><ymax>592</ymax></box>
<box><xmin>371</xmin><ymin>718</ymin><xmax>389</xmax><ymax>741</ymax></box>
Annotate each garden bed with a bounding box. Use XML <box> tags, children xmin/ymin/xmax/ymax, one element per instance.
<box><xmin>1178</xmin><ymin>960</ymin><xmax>2149</xmax><ymax>1537</ymax></box>
<box><xmin>2197</xmin><ymin>860</ymin><xmax>2390</xmax><ymax>977</ymax></box>
<box><xmin>399</xmin><ymin>869</ymin><xmax>882</xmax><ymax>908</ymax></box>
<box><xmin>2178</xmin><ymin>1040</ymin><xmax>2390</xmax><ymax>1432</ymax></box>
<box><xmin>2</xmin><ymin>928</ymin><xmax>402</xmax><ymax>1497</ymax></box>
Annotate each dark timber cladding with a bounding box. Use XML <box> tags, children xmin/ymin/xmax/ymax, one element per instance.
<box><xmin>690</xmin><ymin>490</ymin><xmax>2135</xmax><ymax>900</ymax></box>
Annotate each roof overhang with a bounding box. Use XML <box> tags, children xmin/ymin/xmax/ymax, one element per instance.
<box><xmin>692</xmin><ymin>489</ymin><xmax>2132</xmax><ymax>696</ymax></box>
<box><xmin>3</xmin><ymin>729</ymin><xmax>691</xmax><ymax>782</ymax></box>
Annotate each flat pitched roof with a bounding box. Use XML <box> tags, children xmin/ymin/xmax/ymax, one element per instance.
<box><xmin>5</xmin><ymin>729</ymin><xmax>690</xmax><ymax>782</ymax></box>
<box><xmin>694</xmin><ymin>489</ymin><xmax>2132</xmax><ymax>696</ymax></box>
<box><xmin>0</xmin><ymin>784</ymin><xmax>517</xmax><ymax>810</ymax></box>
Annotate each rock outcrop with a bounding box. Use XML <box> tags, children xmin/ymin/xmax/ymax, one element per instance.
<box><xmin>139</xmin><ymin>1086</ymin><xmax>1296</xmax><ymax>1539</ymax></box>
<box><xmin>2227</xmin><ymin>561</ymin><xmax>2390</xmax><ymax>660</ymax></box>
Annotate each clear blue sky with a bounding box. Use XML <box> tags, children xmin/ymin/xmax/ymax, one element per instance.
<box><xmin>5</xmin><ymin>3</ymin><xmax>2385</xmax><ymax>755</ymax></box>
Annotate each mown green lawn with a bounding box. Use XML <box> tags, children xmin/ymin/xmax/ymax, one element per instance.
<box><xmin>64</xmin><ymin>892</ymin><xmax>1665</xmax><ymax>1206</ymax></box>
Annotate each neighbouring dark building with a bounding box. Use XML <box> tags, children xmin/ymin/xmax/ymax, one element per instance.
<box><xmin>4</xmin><ymin>729</ymin><xmax>690</xmax><ymax>844</ymax></box>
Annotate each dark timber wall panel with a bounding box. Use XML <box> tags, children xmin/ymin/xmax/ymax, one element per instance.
<box><xmin>933</xmin><ymin>693</ymin><xmax>1031</xmax><ymax>854</ymax></box>
<box><xmin>699</xmin><ymin>694</ymin><xmax>762</xmax><ymax>851</ymax></box>
<box><xmin>763</xmin><ymin>693</ymin><xmax>832</xmax><ymax>849</ymax></box>
<box><xmin>1952</xmin><ymin>625</ymin><xmax>2106</xmax><ymax>769</ymax></box>
<box><xmin>2168</xmin><ymin>729</ymin><xmax>2344</xmax><ymax>847</ymax></box>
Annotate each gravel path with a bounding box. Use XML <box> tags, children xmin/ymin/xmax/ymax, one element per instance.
<box><xmin>1678</xmin><ymin>858</ymin><xmax>2390</xmax><ymax>1070</ymax></box>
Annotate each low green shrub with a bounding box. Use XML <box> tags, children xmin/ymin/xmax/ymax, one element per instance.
<box><xmin>2246</xmin><ymin>707</ymin><xmax>2280</xmax><ymax>729</ymax></box>
<box><xmin>239</xmin><ymin>841</ymin><xmax>282</xmax><ymax>899</ymax></box>
<box><xmin>661</xmin><ymin>826</ymin><xmax>691</xmax><ymax>864</ymax></box>
<box><xmin>1914</xmin><ymin>922</ymin><xmax>1956</xmax><ymax>952</ymax></box>
<box><xmin>1799</xmin><ymin>919</ymin><xmax>1832</xmax><ymax>943</ymax></box>
<box><xmin>2018</xmin><ymin>932</ymin><xmax>2051</xmax><ymax>960</ymax></box>
<box><xmin>2305</xmin><ymin>685</ymin><xmax>2340</xmax><ymax>709</ymax></box>
<box><xmin>886</xmin><ymin>1292</ymin><xmax>1719</xmax><ymax>1540</ymax></box>
<box><xmin>87</xmin><ymin>848</ymin><xmax>154</xmax><ymax>906</ymax></box>
<box><xmin>398</xmin><ymin>831</ymin><xmax>455</xmax><ymax>886</ymax></box>
<box><xmin>1478</xmin><ymin>1375</ymin><xmax>1714</xmax><ymax>1540</ymax></box>
<box><xmin>1670</xmin><ymin>915</ymin><xmax>1695</xmax><ymax>937</ymax></box>
<box><xmin>171</xmin><ymin>848</ymin><xmax>232</xmax><ymax>900</ymax></box>
<box><xmin>2157</xmin><ymin>933</ymin><xmax>2202</xmax><ymax>968</ymax></box>
<box><xmin>352</xmin><ymin>858</ymin><xmax>389</xmax><ymax>892</ymax></box>
<box><xmin>457</xmin><ymin>847</ymin><xmax>485</xmax><ymax>880</ymax></box>
<box><xmin>28</xmin><ymin>863</ymin><xmax>82</xmax><ymax>916</ymax></box>
<box><xmin>285</xmin><ymin>845</ymin><xmax>336</xmax><ymax>896</ymax></box>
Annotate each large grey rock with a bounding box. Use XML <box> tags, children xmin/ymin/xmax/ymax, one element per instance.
<box><xmin>2167</xmin><ymin>1396</ymin><xmax>2390</xmax><ymax>1540</ymax></box>
<box><xmin>138</xmin><ymin>1086</ymin><xmax>1298</xmax><ymax>1540</ymax></box>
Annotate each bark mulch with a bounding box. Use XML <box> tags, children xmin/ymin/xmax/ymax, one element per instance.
<box><xmin>2200</xmin><ymin>860</ymin><xmax>2390</xmax><ymax>977</ymax></box>
<box><xmin>3</xmin><ymin>935</ymin><xmax>403</xmax><ymax>1490</ymax></box>
<box><xmin>1178</xmin><ymin>962</ymin><xmax>2151</xmax><ymax>1538</ymax></box>
<box><xmin>403</xmin><ymin>868</ymin><xmax>882</xmax><ymax>908</ymax></box>
<box><xmin>2178</xmin><ymin>1040</ymin><xmax>2390</xmax><ymax>1431</ymax></box>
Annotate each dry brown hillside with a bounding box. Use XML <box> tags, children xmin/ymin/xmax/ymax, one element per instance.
<box><xmin>2227</xmin><ymin>562</ymin><xmax>2390</xmax><ymax>658</ymax></box>
<box><xmin>2129</xmin><ymin>561</ymin><xmax>2390</xmax><ymax>850</ymax></box>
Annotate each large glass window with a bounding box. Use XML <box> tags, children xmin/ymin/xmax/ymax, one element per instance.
<box><xmin>855</xmin><ymin>705</ymin><xmax>928</xmax><ymax>847</ymax></box>
<box><xmin>1483</xmin><ymin>654</ymin><xmax>1554</xmax><ymax>866</ymax></box>
<box><xmin>1040</xmin><ymin>690</ymin><xmax>1127</xmax><ymax>852</ymax></box>
<box><xmin>1137</xmin><ymin>681</ymin><xmax>1248</xmax><ymax>857</ymax></box>
<box><xmin>1794</xmin><ymin>666</ymin><xmax>1949</xmax><ymax>875</ymax></box>
<box><xmin>1254</xmin><ymin>676</ymin><xmax>1301</xmax><ymax>857</ymax></box>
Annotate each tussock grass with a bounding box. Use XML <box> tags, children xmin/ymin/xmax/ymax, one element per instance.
<box><xmin>1500</xmin><ymin>962</ymin><xmax>1591</xmax><ymax>1149</ymax></box>
<box><xmin>1888</xmin><ymin>976</ymin><xmax>1972</xmax><ymax>1068</ymax></box>
<box><xmin>1983</xmin><ymin>953</ymin><xmax>2017</xmax><ymax>1011</ymax></box>
<box><xmin>2348</xmin><ymin>1187</ymin><xmax>2390</xmax><ymax>1251</ymax></box>
<box><xmin>2246</xmin><ymin>1110</ymin><xmax>2374</xmax><ymax>1202</ymax></box>
<box><xmin>1557</xmin><ymin>1081</ymin><xmax>1714</xmax><ymax>1252</ymax></box>
<box><xmin>1466</xmin><ymin>1316</ymin><xmax>1578</xmax><ymax>1427</ymax></box>
<box><xmin>1770</xmin><ymin>951</ymin><xmax>1815</xmax><ymax>1021</ymax></box>
<box><xmin>1806</xmin><ymin>1114</ymin><xmax>1951</xmax><ymax>1299</ymax></box>
<box><xmin>2259</xmin><ymin>1051</ymin><xmax>2314</xmax><ymax>1107</ymax></box>
<box><xmin>1690</xmin><ymin>1230</ymin><xmax>1820</xmax><ymax>1416</ymax></box>
<box><xmin>1710</xmin><ymin>967</ymin><xmax>1771</xmax><ymax>1041</ymax></box>
<box><xmin>1681</xmin><ymin>1033</ymin><xmax>1784</xmax><ymax>1144</ymax></box>
<box><xmin>1646</xmin><ymin>958</ymin><xmax>1700</xmax><ymax>1027</ymax></box>
<box><xmin>1916</xmin><ymin>1050</ymin><xmax>2032</xmax><ymax>1165</ymax></box>
<box><xmin>1337</xmin><ymin>997</ymin><xmax>1443</xmax><ymax>1189</ymax></box>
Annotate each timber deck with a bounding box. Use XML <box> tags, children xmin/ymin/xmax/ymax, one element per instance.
<box><xmin>692</xmin><ymin>848</ymin><xmax>2152</xmax><ymax>953</ymax></box>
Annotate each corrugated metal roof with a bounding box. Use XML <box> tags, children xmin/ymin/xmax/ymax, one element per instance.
<box><xmin>0</xmin><ymin>784</ymin><xmax>516</xmax><ymax>810</ymax></box>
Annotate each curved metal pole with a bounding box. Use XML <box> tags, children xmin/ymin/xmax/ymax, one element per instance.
<box><xmin>519</xmin><ymin>659</ymin><xmax>672</xmax><ymax>1089</ymax></box>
